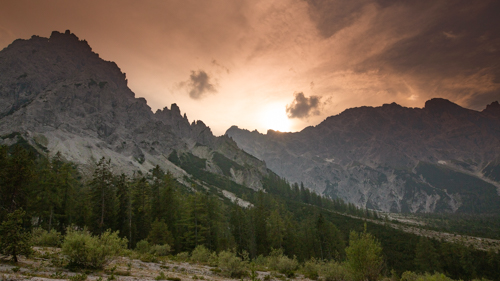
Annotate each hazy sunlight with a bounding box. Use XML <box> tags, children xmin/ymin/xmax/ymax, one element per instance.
<box><xmin>261</xmin><ymin>104</ymin><xmax>291</xmax><ymax>132</ymax></box>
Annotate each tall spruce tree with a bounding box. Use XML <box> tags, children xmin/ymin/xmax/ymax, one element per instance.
<box><xmin>345</xmin><ymin>225</ymin><xmax>383</xmax><ymax>281</ymax></box>
<box><xmin>0</xmin><ymin>145</ymin><xmax>35</xmax><ymax>219</ymax></box>
<box><xmin>414</xmin><ymin>236</ymin><xmax>440</xmax><ymax>273</ymax></box>
<box><xmin>316</xmin><ymin>214</ymin><xmax>345</xmax><ymax>260</ymax></box>
<box><xmin>0</xmin><ymin>209</ymin><xmax>32</xmax><ymax>263</ymax></box>
<box><xmin>131</xmin><ymin>175</ymin><xmax>151</xmax><ymax>245</ymax></box>
<box><xmin>89</xmin><ymin>157</ymin><xmax>117</xmax><ymax>235</ymax></box>
<box><xmin>115</xmin><ymin>173</ymin><xmax>132</xmax><ymax>245</ymax></box>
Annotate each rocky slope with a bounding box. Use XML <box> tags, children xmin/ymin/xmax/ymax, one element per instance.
<box><xmin>226</xmin><ymin>100</ymin><xmax>500</xmax><ymax>213</ymax></box>
<box><xmin>0</xmin><ymin>30</ymin><xmax>267</xmax><ymax>191</ymax></box>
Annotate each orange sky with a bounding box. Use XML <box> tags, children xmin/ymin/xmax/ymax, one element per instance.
<box><xmin>1</xmin><ymin>0</ymin><xmax>499</xmax><ymax>135</ymax></box>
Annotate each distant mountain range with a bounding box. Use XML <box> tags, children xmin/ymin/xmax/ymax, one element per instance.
<box><xmin>226</xmin><ymin>99</ymin><xmax>500</xmax><ymax>213</ymax></box>
<box><xmin>0</xmin><ymin>30</ymin><xmax>268</xmax><ymax>196</ymax></box>
<box><xmin>2</xmin><ymin>30</ymin><xmax>499</xmax><ymax>214</ymax></box>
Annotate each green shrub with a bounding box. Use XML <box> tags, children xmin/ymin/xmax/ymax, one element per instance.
<box><xmin>217</xmin><ymin>250</ymin><xmax>247</xmax><ymax>278</ymax></box>
<box><xmin>266</xmin><ymin>248</ymin><xmax>298</xmax><ymax>277</ymax></box>
<box><xmin>176</xmin><ymin>251</ymin><xmax>190</xmax><ymax>261</ymax></box>
<box><xmin>62</xmin><ymin>228</ymin><xmax>127</xmax><ymax>269</ymax></box>
<box><xmin>302</xmin><ymin>258</ymin><xmax>320</xmax><ymax>280</ymax></box>
<box><xmin>135</xmin><ymin>240</ymin><xmax>150</xmax><ymax>254</ymax></box>
<box><xmin>150</xmin><ymin>244</ymin><xmax>171</xmax><ymax>256</ymax></box>
<box><xmin>191</xmin><ymin>245</ymin><xmax>212</xmax><ymax>264</ymax></box>
<box><xmin>31</xmin><ymin>228</ymin><xmax>63</xmax><ymax>247</ymax></box>
<box><xmin>319</xmin><ymin>261</ymin><xmax>350</xmax><ymax>281</ymax></box>
<box><xmin>277</xmin><ymin>255</ymin><xmax>298</xmax><ymax>277</ymax></box>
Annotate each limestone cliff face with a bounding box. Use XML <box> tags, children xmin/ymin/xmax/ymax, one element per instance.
<box><xmin>0</xmin><ymin>30</ymin><xmax>267</xmax><ymax>189</ymax></box>
<box><xmin>226</xmin><ymin>100</ymin><xmax>500</xmax><ymax>213</ymax></box>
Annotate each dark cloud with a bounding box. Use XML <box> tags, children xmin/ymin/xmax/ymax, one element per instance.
<box><xmin>352</xmin><ymin>1</ymin><xmax>500</xmax><ymax>108</ymax></box>
<box><xmin>305</xmin><ymin>0</ymin><xmax>368</xmax><ymax>38</ymax></box>
<box><xmin>286</xmin><ymin>92</ymin><xmax>321</xmax><ymax>119</ymax></box>
<box><xmin>182</xmin><ymin>70</ymin><xmax>217</xmax><ymax>100</ymax></box>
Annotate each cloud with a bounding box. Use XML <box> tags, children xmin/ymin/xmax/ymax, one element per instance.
<box><xmin>182</xmin><ymin>70</ymin><xmax>217</xmax><ymax>100</ymax></box>
<box><xmin>212</xmin><ymin>60</ymin><xmax>230</xmax><ymax>74</ymax></box>
<box><xmin>286</xmin><ymin>92</ymin><xmax>321</xmax><ymax>119</ymax></box>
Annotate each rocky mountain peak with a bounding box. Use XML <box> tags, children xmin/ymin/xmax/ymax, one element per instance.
<box><xmin>0</xmin><ymin>31</ymin><xmax>269</xmax><ymax>191</ymax></box>
<box><xmin>424</xmin><ymin>98</ymin><xmax>465</xmax><ymax>114</ymax></box>
<box><xmin>483</xmin><ymin>101</ymin><xmax>500</xmax><ymax>116</ymax></box>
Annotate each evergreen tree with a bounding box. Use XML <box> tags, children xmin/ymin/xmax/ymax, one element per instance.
<box><xmin>0</xmin><ymin>209</ymin><xmax>32</xmax><ymax>262</ymax></box>
<box><xmin>414</xmin><ymin>236</ymin><xmax>440</xmax><ymax>273</ymax></box>
<box><xmin>51</xmin><ymin>153</ymin><xmax>79</xmax><ymax>231</ymax></box>
<box><xmin>115</xmin><ymin>173</ymin><xmax>132</xmax><ymax>245</ymax></box>
<box><xmin>181</xmin><ymin>193</ymin><xmax>208</xmax><ymax>250</ymax></box>
<box><xmin>89</xmin><ymin>157</ymin><xmax>117</xmax><ymax>235</ymax></box>
<box><xmin>253</xmin><ymin>190</ymin><xmax>268</xmax><ymax>256</ymax></box>
<box><xmin>131</xmin><ymin>175</ymin><xmax>151</xmax><ymax>245</ymax></box>
<box><xmin>0</xmin><ymin>145</ymin><xmax>35</xmax><ymax>219</ymax></box>
<box><xmin>266</xmin><ymin>208</ymin><xmax>285</xmax><ymax>250</ymax></box>
<box><xmin>345</xmin><ymin>225</ymin><xmax>383</xmax><ymax>281</ymax></box>
<box><xmin>148</xmin><ymin>219</ymin><xmax>173</xmax><ymax>245</ymax></box>
<box><xmin>150</xmin><ymin>165</ymin><xmax>164</xmax><ymax>221</ymax></box>
<box><xmin>316</xmin><ymin>214</ymin><xmax>345</xmax><ymax>260</ymax></box>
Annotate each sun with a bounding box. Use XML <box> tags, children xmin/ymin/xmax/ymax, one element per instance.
<box><xmin>261</xmin><ymin>104</ymin><xmax>292</xmax><ymax>132</ymax></box>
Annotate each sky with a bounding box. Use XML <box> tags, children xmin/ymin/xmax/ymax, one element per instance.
<box><xmin>1</xmin><ymin>0</ymin><xmax>499</xmax><ymax>135</ymax></box>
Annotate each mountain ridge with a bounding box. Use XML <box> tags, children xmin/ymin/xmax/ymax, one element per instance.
<box><xmin>226</xmin><ymin>98</ymin><xmax>500</xmax><ymax>213</ymax></box>
<box><xmin>0</xmin><ymin>30</ymin><xmax>267</xmax><ymax>192</ymax></box>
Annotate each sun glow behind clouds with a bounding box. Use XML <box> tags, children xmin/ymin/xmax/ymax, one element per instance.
<box><xmin>261</xmin><ymin>103</ymin><xmax>291</xmax><ymax>132</ymax></box>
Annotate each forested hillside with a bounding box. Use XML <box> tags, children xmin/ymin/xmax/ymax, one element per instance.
<box><xmin>1</xmin><ymin>144</ymin><xmax>499</xmax><ymax>280</ymax></box>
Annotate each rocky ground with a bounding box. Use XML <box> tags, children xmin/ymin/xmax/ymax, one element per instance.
<box><xmin>0</xmin><ymin>248</ymin><xmax>293</xmax><ymax>281</ymax></box>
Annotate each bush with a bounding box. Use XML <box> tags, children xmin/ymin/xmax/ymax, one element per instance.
<box><xmin>176</xmin><ymin>251</ymin><xmax>190</xmax><ymax>261</ymax></box>
<box><xmin>319</xmin><ymin>261</ymin><xmax>350</xmax><ymax>281</ymax></box>
<box><xmin>277</xmin><ymin>255</ymin><xmax>298</xmax><ymax>277</ymax></box>
<box><xmin>302</xmin><ymin>258</ymin><xmax>320</xmax><ymax>280</ymax></box>
<box><xmin>217</xmin><ymin>250</ymin><xmax>247</xmax><ymax>278</ymax></box>
<box><xmin>150</xmin><ymin>244</ymin><xmax>171</xmax><ymax>257</ymax></box>
<box><xmin>191</xmin><ymin>245</ymin><xmax>212</xmax><ymax>264</ymax></box>
<box><xmin>135</xmin><ymin>240</ymin><xmax>150</xmax><ymax>254</ymax></box>
<box><xmin>62</xmin><ymin>228</ymin><xmax>127</xmax><ymax>269</ymax></box>
<box><xmin>266</xmin><ymin>248</ymin><xmax>298</xmax><ymax>277</ymax></box>
<box><xmin>31</xmin><ymin>228</ymin><xmax>63</xmax><ymax>247</ymax></box>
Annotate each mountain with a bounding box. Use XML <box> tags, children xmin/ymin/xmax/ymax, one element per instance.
<box><xmin>226</xmin><ymin>100</ymin><xmax>500</xmax><ymax>213</ymax></box>
<box><xmin>0</xmin><ymin>30</ymin><xmax>267</xmax><ymax>192</ymax></box>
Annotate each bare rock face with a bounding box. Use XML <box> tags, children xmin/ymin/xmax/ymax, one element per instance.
<box><xmin>0</xmin><ymin>30</ymin><xmax>267</xmax><ymax>189</ymax></box>
<box><xmin>226</xmin><ymin>99</ymin><xmax>500</xmax><ymax>213</ymax></box>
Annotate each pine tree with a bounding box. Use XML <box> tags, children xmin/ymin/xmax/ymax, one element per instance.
<box><xmin>131</xmin><ymin>175</ymin><xmax>151</xmax><ymax>245</ymax></box>
<box><xmin>267</xmin><ymin>209</ymin><xmax>285</xmax><ymax>250</ymax></box>
<box><xmin>115</xmin><ymin>173</ymin><xmax>132</xmax><ymax>245</ymax></box>
<box><xmin>414</xmin><ymin>236</ymin><xmax>440</xmax><ymax>273</ymax></box>
<box><xmin>316</xmin><ymin>214</ymin><xmax>344</xmax><ymax>260</ymax></box>
<box><xmin>0</xmin><ymin>209</ymin><xmax>32</xmax><ymax>263</ymax></box>
<box><xmin>345</xmin><ymin>225</ymin><xmax>383</xmax><ymax>281</ymax></box>
<box><xmin>51</xmin><ymin>152</ymin><xmax>79</xmax><ymax>231</ymax></box>
<box><xmin>0</xmin><ymin>145</ymin><xmax>35</xmax><ymax>218</ymax></box>
<box><xmin>148</xmin><ymin>219</ymin><xmax>173</xmax><ymax>245</ymax></box>
<box><xmin>89</xmin><ymin>157</ymin><xmax>117</xmax><ymax>235</ymax></box>
<box><xmin>181</xmin><ymin>193</ymin><xmax>208</xmax><ymax>250</ymax></box>
<box><xmin>253</xmin><ymin>190</ymin><xmax>268</xmax><ymax>256</ymax></box>
<box><xmin>150</xmin><ymin>165</ymin><xmax>164</xmax><ymax>221</ymax></box>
